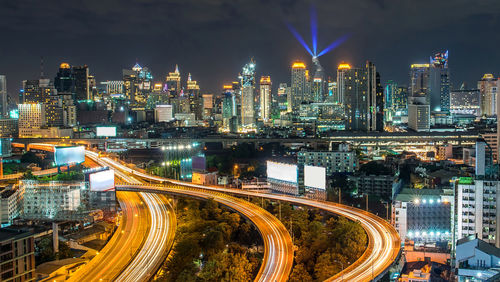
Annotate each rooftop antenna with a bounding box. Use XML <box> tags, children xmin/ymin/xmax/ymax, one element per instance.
<box><xmin>40</xmin><ymin>56</ymin><xmax>45</xmax><ymax>79</ymax></box>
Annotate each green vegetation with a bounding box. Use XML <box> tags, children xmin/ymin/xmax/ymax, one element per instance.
<box><xmin>35</xmin><ymin>238</ymin><xmax>73</xmax><ymax>266</ymax></box>
<box><xmin>247</xmin><ymin>198</ymin><xmax>368</xmax><ymax>281</ymax></box>
<box><xmin>22</xmin><ymin>170</ymin><xmax>84</xmax><ymax>181</ymax></box>
<box><xmin>156</xmin><ymin>198</ymin><xmax>263</xmax><ymax>281</ymax></box>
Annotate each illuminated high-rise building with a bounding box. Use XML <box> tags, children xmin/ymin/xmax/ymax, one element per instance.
<box><xmin>54</xmin><ymin>63</ymin><xmax>74</xmax><ymax>94</ymax></box>
<box><xmin>478</xmin><ymin>74</ymin><xmax>499</xmax><ymax>116</ymax></box>
<box><xmin>0</xmin><ymin>75</ymin><xmax>6</xmax><ymax>118</ymax></box>
<box><xmin>342</xmin><ymin>61</ymin><xmax>381</xmax><ymax>131</ymax></box>
<box><xmin>240</xmin><ymin>59</ymin><xmax>256</xmax><ymax>128</ymax></box>
<box><xmin>311</xmin><ymin>57</ymin><xmax>326</xmax><ymax>102</ymax></box>
<box><xmin>18</xmin><ymin>103</ymin><xmax>45</xmax><ymax>138</ymax></box>
<box><xmin>185</xmin><ymin>73</ymin><xmax>202</xmax><ymax>119</ymax></box>
<box><xmin>165</xmin><ymin>65</ymin><xmax>181</xmax><ymax>113</ymax></box>
<box><xmin>123</xmin><ymin>63</ymin><xmax>153</xmax><ymax>104</ymax></box>
<box><xmin>100</xmin><ymin>81</ymin><xmax>124</xmax><ymax>95</ymax></box>
<box><xmin>384</xmin><ymin>80</ymin><xmax>397</xmax><ymax>122</ymax></box>
<box><xmin>290</xmin><ymin>61</ymin><xmax>307</xmax><ymax>112</ymax></box>
<box><xmin>336</xmin><ymin>63</ymin><xmax>351</xmax><ymax>105</ymax></box>
<box><xmin>410</xmin><ymin>64</ymin><xmax>430</xmax><ymax>102</ymax></box>
<box><xmin>222</xmin><ymin>85</ymin><xmax>238</xmax><ymax>132</ymax></box>
<box><xmin>429</xmin><ymin>51</ymin><xmax>450</xmax><ymax>112</ymax></box>
<box><xmin>394</xmin><ymin>86</ymin><xmax>408</xmax><ymax>114</ymax></box>
<box><xmin>259</xmin><ymin>76</ymin><xmax>272</xmax><ymax>122</ymax></box>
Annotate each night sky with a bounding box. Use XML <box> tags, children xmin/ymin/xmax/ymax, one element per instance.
<box><xmin>1</xmin><ymin>0</ymin><xmax>500</xmax><ymax>98</ymax></box>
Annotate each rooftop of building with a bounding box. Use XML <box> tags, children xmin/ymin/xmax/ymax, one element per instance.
<box><xmin>394</xmin><ymin>188</ymin><xmax>449</xmax><ymax>203</ymax></box>
<box><xmin>457</xmin><ymin>237</ymin><xmax>500</xmax><ymax>258</ymax></box>
<box><xmin>401</xmin><ymin>260</ymin><xmax>450</xmax><ymax>281</ymax></box>
<box><xmin>0</xmin><ymin>228</ymin><xmax>33</xmax><ymax>242</ymax></box>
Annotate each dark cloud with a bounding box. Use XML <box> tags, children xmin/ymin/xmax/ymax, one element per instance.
<box><xmin>0</xmin><ymin>0</ymin><xmax>499</xmax><ymax>96</ymax></box>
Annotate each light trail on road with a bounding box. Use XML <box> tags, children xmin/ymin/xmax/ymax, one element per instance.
<box><xmin>91</xmin><ymin>151</ymin><xmax>294</xmax><ymax>282</ymax></box>
<box><xmin>104</xmin><ymin>152</ymin><xmax>400</xmax><ymax>281</ymax></box>
<box><xmin>67</xmin><ymin>151</ymin><xmax>176</xmax><ymax>281</ymax></box>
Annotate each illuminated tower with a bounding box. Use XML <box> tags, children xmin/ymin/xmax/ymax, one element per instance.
<box><xmin>259</xmin><ymin>76</ymin><xmax>272</xmax><ymax>122</ymax></box>
<box><xmin>342</xmin><ymin>61</ymin><xmax>380</xmax><ymax>131</ymax></box>
<box><xmin>290</xmin><ymin>61</ymin><xmax>307</xmax><ymax>112</ymax></box>
<box><xmin>478</xmin><ymin>74</ymin><xmax>499</xmax><ymax>116</ymax></box>
<box><xmin>222</xmin><ymin>85</ymin><xmax>238</xmax><ymax>132</ymax></box>
<box><xmin>185</xmin><ymin>73</ymin><xmax>202</xmax><ymax>119</ymax></box>
<box><xmin>311</xmin><ymin>57</ymin><xmax>326</xmax><ymax>102</ymax></box>
<box><xmin>166</xmin><ymin>65</ymin><xmax>181</xmax><ymax>112</ymax></box>
<box><xmin>336</xmin><ymin>63</ymin><xmax>351</xmax><ymax>105</ymax></box>
<box><xmin>0</xmin><ymin>75</ymin><xmax>6</xmax><ymax>118</ymax></box>
<box><xmin>429</xmin><ymin>50</ymin><xmax>450</xmax><ymax>112</ymax></box>
<box><xmin>54</xmin><ymin>63</ymin><xmax>74</xmax><ymax>94</ymax></box>
<box><xmin>123</xmin><ymin>63</ymin><xmax>153</xmax><ymax>104</ymax></box>
<box><xmin>240</xmin><ymin>59</ymin><xmax>256</xmax><ymax>128</ymax></box>
<box><xmin>410</xmin><ymin>64</ymin><xmax>430</xmax><ymax>102</ymax></box>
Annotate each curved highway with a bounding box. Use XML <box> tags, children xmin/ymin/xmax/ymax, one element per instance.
<box><xmin>68</xmin><ymin>152</ymin><xmax>176</xmax><ymax>281</ymax></box>
<box><xmin>92</xmin><ymin>152</ymin><xmax>294</xmax><ymax>282</ymax></box>
<box><xmin>98</xmin><ymin>153</ymin><xmax>400</xmax><ymax>281</ymax></box>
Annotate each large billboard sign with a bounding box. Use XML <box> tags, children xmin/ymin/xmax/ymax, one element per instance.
<box><xmin>54</xmin><ymin>146</ymin><xmax>85</xmax><ymax>166</ymax></box>
<box><xmin>192</xmin><ymin>156</ymin><xmax>206</xmax><ymax>171</ymax></box>
<box><xmin>89</xmin><ymin>169</ymin><xmax>115</xmax><ymax>192</ymax></box>
<box><xmin>304</xmin><ymin>165</ymin><xmax>326</xmax><ymax>190</ymax></box>
<box><xmin>0</xmin><ymin>138</ymin><xmax>12</xmax><ymax>158</ymax></box>
<box><xmin>96</xmin><ymin>126</ymin><xmax>117</xmax><ymax>137</ymax></box>
<box><xmin>266</xmin><ymin>161</ymin><xmax>298</xmax><ymax>183</ymax></box>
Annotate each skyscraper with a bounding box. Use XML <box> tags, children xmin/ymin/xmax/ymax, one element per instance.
<box><xmin>429</xmin><ymin>51</ymin><xmax>451</xmax><ymax>112</ymax></box>
<box><xmin>123</xmin><ymin>63</ymin><xmax>153</xmax><ymax>104</ymax></box>
<box><xmin>336</xmin><ymin>63</ymin><xmax>351</xmax><ymax>105</ymax></box>
<box><xmin>342</xmin><ymin>61</ymin><xmax>380</xmax><ymax>131</ymax></box>
<box><xmin>478</xmin><ymin>74</ymin><xmax>499</xmax><ymax>116</ymax></box>
<box><xmin>166</xmin><ymin>65</ymin><xmax>181</xmax><ymax>113</ymax></box>
<box><xmin>222</xmin><ymin>85</ymin><xmax>238</xmax><ymax>132</ymax></box>
<box><xmin>409</xmin><ymin>63</ymin><xmax>431</xmax><ymax>131</ymax></box>
<box><xmin>54</xmin><ymin>63</ymin><xmax>74</xmax><ymax>94</ymax></box>
<box><xmin>73</xmin><ymin>65</ymin><xmax>90</xmax><ymax>101</ymax></box>
<box><xmin>259</xmin><ymin>76</ymin><xmax>271</xmax><ymax>122</ymax></box>
<box><xmin>18</xmin><ymin>103</ymin><xmax>45</xmax><ymax>138</ymax></box>
<box><xmin>311</xmin><ymin>57</ymin><xmax>326</xmax><ymax>102</ymax></box>
<box><xmin>240</xmin><ymin>59</ymin><xmax>256</xmax><ymax>128</ymax></box>
<box><xmin>410</xmin><ymin>64</ymin><xmax>430</xmax><ymax>101</ymax></box>
<box><xmin>185</xmin><ymin>73</ymin><xmax>202</xmax><ymax>119</ymax></box>
<box><xmin>0</xmin><ymin>75</ymin><xmax>6</xmax><ymax>118</ymax></box>
<box><xmin>384</xmin><ymin>80</ymin><xmax>397</xmax><ymax>122</ymax></box>
<box><xmin>290</xmin><ymin>61</ymin><xmax>307</xmax><ymax>112</ymax></box>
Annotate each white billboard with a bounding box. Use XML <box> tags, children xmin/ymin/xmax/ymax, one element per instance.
<box><xmin>304</xmin><ymin>165</ymin><xmax>326</xmax><ymax>190</ymax></box>
<box><xmin>54</xmin><ymin>146</ymin><xmax>85</xmax><ymax>166</ymax></box>
<box><xmin>96</xmin><ymin>126</ymin><xmax>117</xmax><ymax>137</ymax></box>
<box><xmin>89</xmin><ymin>169</ymin><xmax>115</xmax><ymax>192</ymax></box>
<box><xmin>266</xmin><ymin>161</ymin><xmax>298</xmax><ymax>183</ymax></box>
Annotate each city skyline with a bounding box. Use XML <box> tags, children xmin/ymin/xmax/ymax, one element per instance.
<box><xmin>1</xmin><ymin>0</ymin><xmax>500</xmax><ymax>95</ymax></box>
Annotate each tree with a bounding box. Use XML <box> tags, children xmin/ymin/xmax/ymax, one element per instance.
<box><xmin>20</xmin><ymin>151</ymin><xmax>42</xmax><ymax>166</ymax></box>
<box><xmin>289</xmin><ymin>263</ymin><xmax>313</xmax><ymax>282</ymax></box>
<box><xmin>314</xmin><ymin>249</ymin><xmax>344</xmax><ymax>281</ymax></box>
<box><xmin>199</xmin><ymin>252</ymin><xmax>254</xmax><ymax>282</ymax></box>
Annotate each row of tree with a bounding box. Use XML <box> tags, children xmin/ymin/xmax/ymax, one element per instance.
<box><xmin>247</xmin><ymin>198</ymin><xmax>368</xmax><ymax>281</ymax></box>
<box><xmin>156</xmin><ymin>198</ymin><xmax>263</xmax><ymax>281</ymax></box>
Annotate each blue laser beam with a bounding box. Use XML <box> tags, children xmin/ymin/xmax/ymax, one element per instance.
<box><xmin>286</xmin><ymin>22</ymin><xmax>314</xmax><ymax>56</ymax></box>
<box><xmin>310</xmin><ymin>6</ymin><xmax>318</xmax><ymax>56</ymax></box>
<box><xmin>317</xmin><ymin>34</ymin><xmax>350</xmax><ymax>57</ymax></box>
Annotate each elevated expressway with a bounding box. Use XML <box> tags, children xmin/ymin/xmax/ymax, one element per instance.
<box><xmin>88</xmin><ymin>151</ymin><xmax>294</xmax><ymax>282</ymax></box>
<box><xmin>68</xmin><ymin>154</ymin><xmax>176</xmax><ymax>281</ymax></box>
<box><xmin>100</xmin><ymin>154</ymin><xmax>401</xmax><ymax>281</ymax></box>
